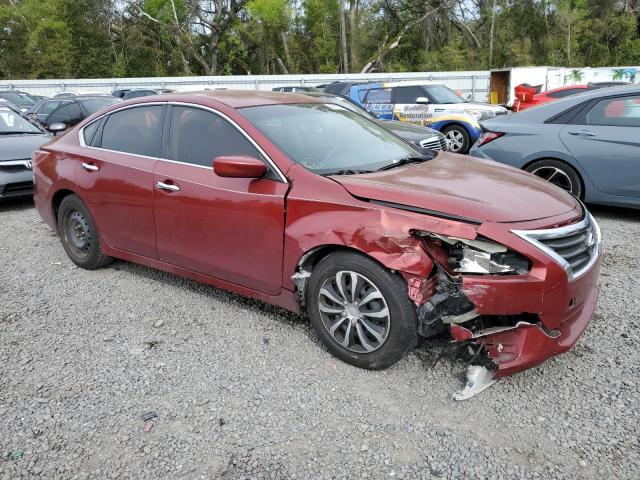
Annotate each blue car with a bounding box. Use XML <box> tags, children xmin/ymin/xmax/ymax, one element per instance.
<box><xmin>325</xmin><ymin>81</ymin><xmax>507</xmax><ymax>153</ymax></box>
<box><xmin>470</xmin><ymin>85</ymin><xmax>640</xmax><ymax>209</ymax></box>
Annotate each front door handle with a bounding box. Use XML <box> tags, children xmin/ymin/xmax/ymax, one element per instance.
<box><xmin>81</xmin><ymin>162</ymin><xmax>99</xmax><ymax>172</ymax></box>
<box><xmin>568</xmin><ymin>130</ymin><xmax>596</xmax><ymax>137</ymax></box>
<box><xmin>156</xmin><ymin>181</ymin><xmax>180</xmax><ymax>192</ymax></box>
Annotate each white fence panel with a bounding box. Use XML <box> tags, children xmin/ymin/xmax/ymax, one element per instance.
<box><xmin>0</xmin><ymin>71</ymin><xmax>490</xmax><ymax>102</ymax></box>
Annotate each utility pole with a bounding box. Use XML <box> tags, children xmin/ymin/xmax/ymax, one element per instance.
<box><xmin>339</xmin><ymin>0</ymin><xmax>349</xmax><ymax>73</ymax></box>
<box><xmin>488</xmin><ymin>0</ymin><xmax>496</xmax><ymax>68</ymax></box>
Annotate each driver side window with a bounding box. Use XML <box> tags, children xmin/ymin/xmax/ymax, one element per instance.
<box><xmin>48</xmin><ymin>102</ymin><xmax>83</xmax><ymax>127</ymax></box>
<box><xmin>167</xmin><ymin>106</ymin><xmax>270</xmax><ymax>172</ymax></box>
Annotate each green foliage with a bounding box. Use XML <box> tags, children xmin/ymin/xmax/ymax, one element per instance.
<box><xmin>0</xmin><ymin>0</ymin><xmax>639</xmax><ymax>79</ymax></box>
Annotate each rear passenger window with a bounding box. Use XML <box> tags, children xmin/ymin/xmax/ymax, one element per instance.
<box><xmin>100</xmin><ymin>106</ymin><xmax>163</xmax><ymax>157</ymax></box>
<box><xmin>168</xmin><ymin>106</ymin><xmax>262</xmax><ymax>167</ymax></box>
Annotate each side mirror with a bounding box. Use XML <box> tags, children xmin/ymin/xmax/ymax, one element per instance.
<box><xmin>415</xmin><ymin>96</ymin><xmax>430</xmax><ymax>105</ymax></box>
<box><xmin>48</xmin><ymin>122</ymin><xmax>67</xmax><ymax>133</ymax></box>
<box><xmin>213</xmin><ymin>155</ymin><xmax>267</xmax><ymax>179</ymax></box>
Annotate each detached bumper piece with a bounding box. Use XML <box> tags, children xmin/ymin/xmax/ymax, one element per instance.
<box><xmin>448</xmin><ymin>285</ymin><xmax>598</xmax><ymax>399</ymax></box>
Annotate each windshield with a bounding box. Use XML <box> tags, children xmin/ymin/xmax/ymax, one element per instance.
<box><xmin>81</xmin><ymin>97</ymin><xmax>120</xmax><ymax>115</ymax></box>
<box><xmin>240</xmin><ymin>103</ymin><xmax>419</xmax><ymax>174</ymax></box>
<box><xmin>0</xmin><ymin>106</ymin><xmax>42</xmax><ymax>134</ymax></box>
<box><xmin>0</xmin><ymin>92</ymin><xmax>35</xmax><ymax>107</ymax></box>
<box><xmin>423</xmin><ymin>85</ymin><xmax>465</xmax><ymax>104</ymax></box>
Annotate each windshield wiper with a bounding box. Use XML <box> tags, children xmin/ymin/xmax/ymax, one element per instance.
<box><xmin>375</xmin><ymin>155</ymin><xmax>432</xmax><ymax>172</ymax></box>
<box><xmin>323</xmin><ymin>169</ymin><xmax>374</xmax><ymax>176</ymax></box>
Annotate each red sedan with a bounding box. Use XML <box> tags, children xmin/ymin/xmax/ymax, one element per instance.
<box><xmin>33</xmin><ymin>92</ymin><xmax>602</xmax><ymax>398</ymax></box>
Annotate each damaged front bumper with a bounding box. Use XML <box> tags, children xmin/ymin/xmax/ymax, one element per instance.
<box><xmin>451</xmin><ymin>274</ymin><xmax>599</xmax><ymax>378</ymax></box>
<box><xmin>407</xmin><ymin>210</ymin><xmax>603</xmax><ymax>395</ymax></box>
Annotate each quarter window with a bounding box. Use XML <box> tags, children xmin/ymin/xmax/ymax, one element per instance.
<box><xmin>83</xmin><ymin>120</ymin><xmax>101</xmax><ymax>146</ymax></box>
<box><xmin>167</xmin><ymin>107</ymin><xmax>262</xmax><ymax>168</ymax></box>
<box><xmin>584</xmin><ymin>96</ymin><xmax>640</xmax><ymax>127</ymax></box>
<box><xmin>100</xmin><ymin>106</ymin><xmax>164</xmax><ymax>157</ymax></box>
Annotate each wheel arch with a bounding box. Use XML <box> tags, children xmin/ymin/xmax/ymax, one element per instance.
<box><xmin>52</xmin><ymin>188</ymin><xmax>76</xmax><ymax>221</ymax></box>
<box><xmin>433</xmin><ymin>119</ymin><xmax>480</xmax><ymax>140</ymax></box>
<box><xmin>290</xmin><ymin>237</ymin><xmax>434</xmax><ymax>311</ymax></box>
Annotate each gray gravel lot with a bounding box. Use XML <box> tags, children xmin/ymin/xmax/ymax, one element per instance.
<box><xmin>0</xmin><ymin>199</ymin><xmax>638</xmax><ymax>479</ymax></box>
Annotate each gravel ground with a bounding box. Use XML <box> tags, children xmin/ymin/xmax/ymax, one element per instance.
<box><xmin>0</xmin><ymin>198</ymin><xmax>638</xmax><ymax>480</ymax></box>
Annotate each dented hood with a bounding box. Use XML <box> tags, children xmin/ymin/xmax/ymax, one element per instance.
<box><xmin>331</xmin><ymin>152</ymin><xmax>581</xmax><ymax>223</ymax></box>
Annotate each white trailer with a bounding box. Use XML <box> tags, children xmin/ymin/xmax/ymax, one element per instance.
<box><xmin>488</xmin><ymin>66</ymin><xmax>639</xmax><ymax>107</ymax></box>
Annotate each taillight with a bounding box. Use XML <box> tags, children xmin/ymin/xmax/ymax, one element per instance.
<box><xmin>477</xmin><ymin>131</ymin><xmax>504</xmax><ymax>146</ymax></box>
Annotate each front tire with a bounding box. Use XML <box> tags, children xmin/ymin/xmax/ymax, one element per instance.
<box><xmin>525</xmin><ymin>159</ymin><xmax>583</xmax><ymax>198</ymax></box>
<box><xmin>57</xmin><ymin>194</ymin><xmax>112</xmax><ymax>269</ymax></box>
<box><xmin>443</xmin><ymin>125</ymin><xmax>471</xmax><ymax>153</ymax></box>
<box><xmin>306</xmin><ymin>251</ymin><xmax>418</xmax><ymax>370</ymax></box>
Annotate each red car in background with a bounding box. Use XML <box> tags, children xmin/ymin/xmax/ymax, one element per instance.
<box><xmin>513</xmin><ymin>82</ymin><xmax>628</xmax><ymax>111</ymax></box>
<box><xmin>32</xmin><ymin>91</ymin><xmax>601</xmax><ymax>399</ymax></box>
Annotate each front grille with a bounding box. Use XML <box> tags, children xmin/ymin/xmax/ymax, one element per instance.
<box><xmin>0</xmin><ymin>160</ymin><xmax>32</xmax><ymax>172</ymax></box>
<box><xmin>420</xmin><ymin>136</ymin><xmax>448</xmax><ymax>151</ymax></box>
<box><xmin>0</xmin><ymin>164</ymin><xmax>30</xmax><ymax>172</ymax></box>
<box><xmin>1</xmin><ymin>181</ymin><xmax>33</xmax><ymax>196</ymax></box>
<box><xmin>512</xmin><ymin>212</ymin><xmax>601</xmax><ymax>281</ymax></box>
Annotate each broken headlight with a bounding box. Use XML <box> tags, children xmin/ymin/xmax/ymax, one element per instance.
<box><xmin>420</xmin><ymin>233</ymin><xmax>530</xmax><ymax>275</ymax></box>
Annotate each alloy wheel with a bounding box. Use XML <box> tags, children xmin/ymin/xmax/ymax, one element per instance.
<box><xmin>445</xmin><ymin>130</ymin><xmax>465</xmax><ymax>152</ymax></box>
<box><xmin>530</xmin><ymin>166</ymin><xmax>573</xmax><ymax>193</ymax></box>
<box><xmin>318</xmin><ymin>271</ymin><xmax>391</xmax><ymax>353</ymax></box>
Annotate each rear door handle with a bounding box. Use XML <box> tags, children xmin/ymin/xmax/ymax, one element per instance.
<box><xmin>81</xmin><ymin>162</ymin><xmax>99</xmax><ymax>172</ymax></box>
<box><xmin>568</xmin><ymin>130</ymin><xmax>596</xmax><ymax>137</ymax></box>
<box><xmin>156</xmin><ymin>181</ymin><xmax>180</xmax><ymax>192</ymax></box>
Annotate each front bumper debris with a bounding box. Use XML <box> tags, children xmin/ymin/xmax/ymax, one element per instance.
<box><xmin>453</xmin><ymin>366</ymin><xmax>496</xmax><ymax>401</ymax></box>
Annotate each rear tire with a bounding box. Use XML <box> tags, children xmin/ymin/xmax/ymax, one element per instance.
<box><xmin>306</xmin><ymin>251</ymin><xmax>418</xmax><ymax>370</ymax></box>
<box><xmin>57</xmin><ymin>194</ymin><xmax>112</xmax><ymax>269</ymax></box>
<box><xmin>525</xmin><ymin>159</ymin><xmax>583</xmax><ymax>198</ymax></box>
<box><xmin>443</xmin><ymin>125</ymin><xmax>471</xmax><ymax>153</ymax></box>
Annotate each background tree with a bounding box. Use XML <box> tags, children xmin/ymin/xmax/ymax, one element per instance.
<box><xmin>1</xmin><ymin>0</ymin><xmax>639</xmax><ymax>80</ymax></box>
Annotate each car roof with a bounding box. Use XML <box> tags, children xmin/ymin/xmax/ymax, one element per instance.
<box><xmin>127</xmin><ymin>90</ymin><xmax>327</xmax><ymax>109</ymax></box>
<box><xmin>381</xmin><ymin>81</ymin><xmax>442</xmax><ymax>88</ymax></box>
<box><xmin>543</xmin><ymin>84</ymin><xmax>590</xmax><ymax>93</ymax></box>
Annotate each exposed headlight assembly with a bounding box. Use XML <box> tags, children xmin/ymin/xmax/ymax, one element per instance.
<box><xmin>418</xmin><ymin>232</ymin><xmax>530</xmax><ymax>275</ymax></box>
